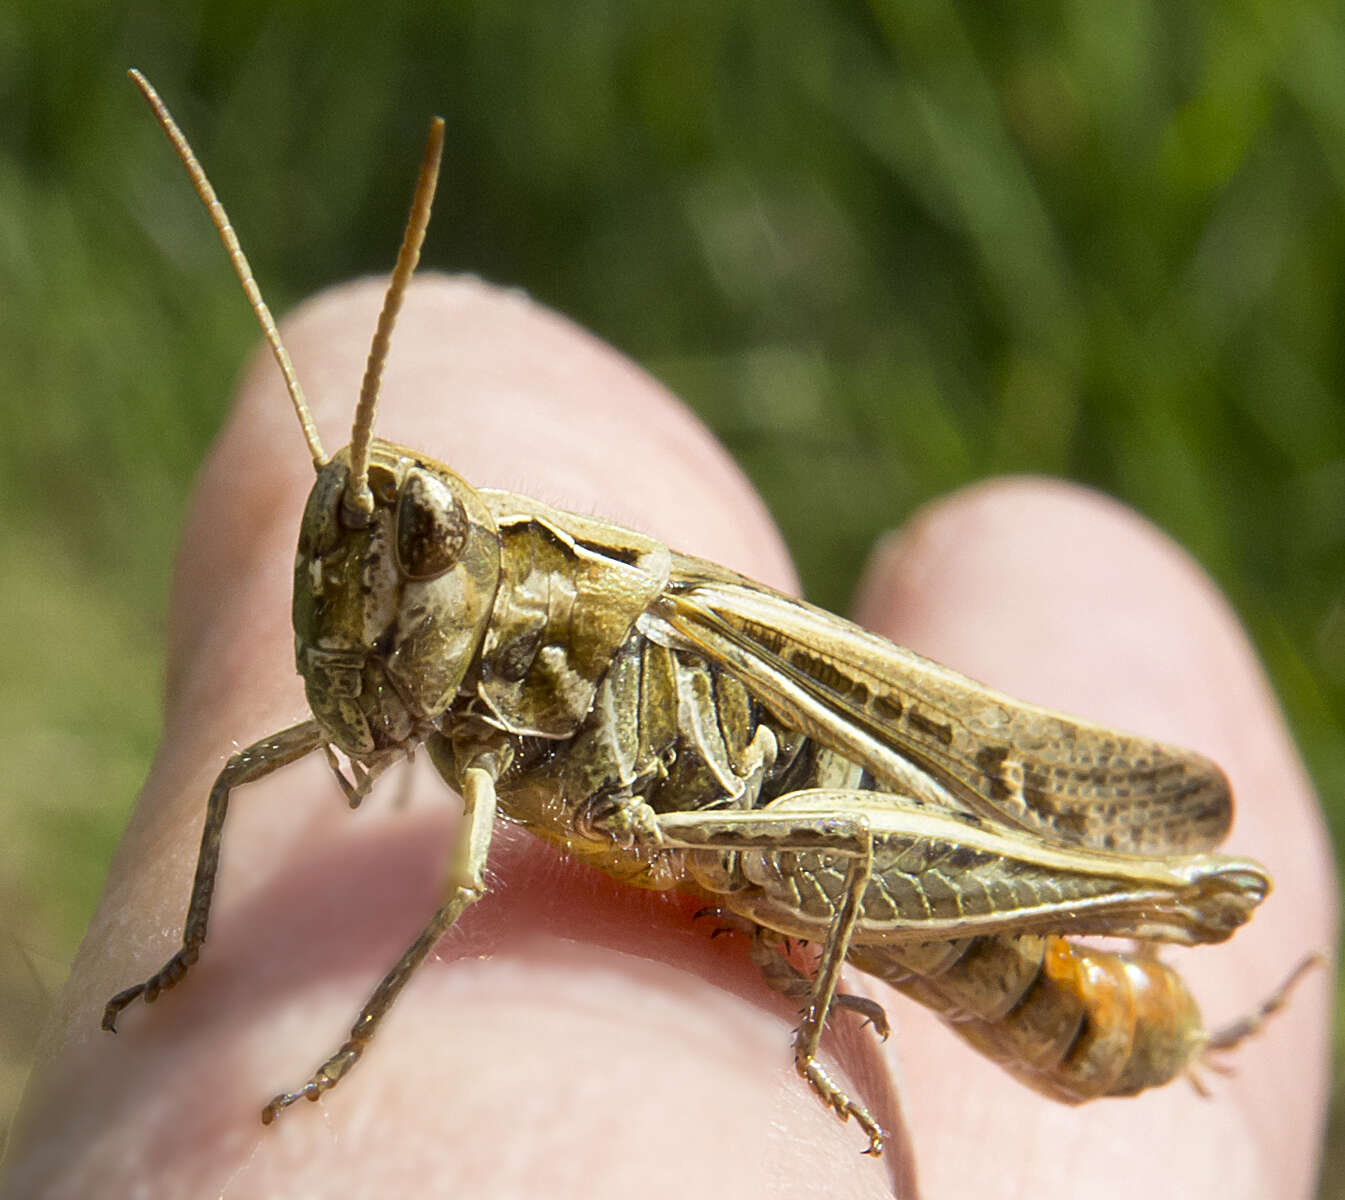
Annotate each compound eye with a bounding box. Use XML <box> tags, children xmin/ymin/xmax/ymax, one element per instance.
<box><xmin>395</xmin><ymin>469</ymin><xmax>469</xmax><ymax>580</ymax></box>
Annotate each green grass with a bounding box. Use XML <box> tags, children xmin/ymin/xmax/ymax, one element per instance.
<box><xmin>2</xmin><ymin>1</ymin><xmax>1342</xmax><ymax>1186</ymax></box>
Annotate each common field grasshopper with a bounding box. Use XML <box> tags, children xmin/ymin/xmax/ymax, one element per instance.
<box><xmin>103</xmin><ymin>71</ymin><xmax>1312</xmax><ymax>1157</ymax></box>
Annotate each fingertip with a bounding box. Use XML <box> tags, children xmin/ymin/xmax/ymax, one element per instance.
<box><xmin>853</xmin><ymin>475</ymin><xmax>1334</xmax><ymax>1199</ymax></box>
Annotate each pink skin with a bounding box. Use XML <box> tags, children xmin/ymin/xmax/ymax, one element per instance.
<box><xmin>2</xmin><ymin>277</ymin><xmax>1334</xmax><ymax>1198</ymax></box>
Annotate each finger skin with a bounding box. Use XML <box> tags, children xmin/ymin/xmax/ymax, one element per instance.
<box><xmin>2</xmin><ymin>277</ymin><xmax>897</xmax><ymax>1199</ymax></box>
<box><xmin>853</xmin><ymin>480</ymin><xmax>1336</xmax><ymax>1200</ymax></box>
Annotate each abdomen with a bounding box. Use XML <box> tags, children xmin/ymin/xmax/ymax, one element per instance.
<box><xmin>848</xmin><ymin>934</ymin><xmax>1206</xmax><ymax>1101</ymax></box>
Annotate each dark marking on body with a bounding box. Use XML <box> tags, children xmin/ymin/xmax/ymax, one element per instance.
<box><xmin>491</xmin><ymin>632</ymin><xmax>542</xmax><ymax>682</ymax></box>
<box><xmin>907</xmin><ymin>709</ymin><xmax>954</xmax><ymax>747</ymax></box>
<box><xmin>945</xmin><ymin>844</ymin><xmax>988</xmax><ymax>871</ymax></box>
<box><xmin>872</xmin><ymin>693</ymin><xmax>904</xmax><ymax>723</ymax></box>
<box><xmin>975</xmin><ymin>744</ymin><xmax>1012</xmax><ymax>801</ymax></box>
<box><xmin>577</xmin><ymin>540</ymin><xmax>641</xmax><ymax>566</ymax></box>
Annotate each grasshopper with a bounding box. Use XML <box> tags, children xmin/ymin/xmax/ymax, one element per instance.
<box><xmin>104</xmin><ymin>71</ymin><xmax>1310</xmax><ymax>1156</ymax></box>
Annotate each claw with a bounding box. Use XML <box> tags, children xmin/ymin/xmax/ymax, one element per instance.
<box><xmin>102</xmin><ymin>947</ymin><xmax>199</xmax><ymax>1031</ymax></box>
<box><xmin>101</xmin><ymin>984</ymin><xmax>145</xmax><ymax>1032</ymax></box>
<box><xmin>797</xmin><ymin>1053</ymin><xmax>887</xmax><ymax>1156</ymax></box>
<box><xmin>261</xmin><ymin>1071</ymin><xmax>334</xmax><ymax>1125</ymax></box>
<box><xmin>835</xmin><ymin>992</ymin><xmax>891</xmax><ymax>1041</ymax></box>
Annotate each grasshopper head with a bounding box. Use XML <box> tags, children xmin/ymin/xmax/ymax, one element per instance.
<box><xmin>293</xmin><ymin>441</ymin><xmax>500</xmax><ymax>756</ymax></box>
<box><xmin>128</xmin><ymin>73</ymin><xmax>468</xmax><ymax>757</ymax></box>
<box><xmin>284</xmin><ymin>115</ymin><xmax>466</xmax><ymax>758</ymax></box>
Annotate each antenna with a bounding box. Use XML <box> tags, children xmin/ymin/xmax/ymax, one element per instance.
<box><xmin>344</xmin><ymin>115</ymin><xmax>446</xmax><ymax>518</ymax></box>
<box><xmin>128</xmin><ymin>69</ymin><xmax>328</xmax><ymax>471</ymax></box>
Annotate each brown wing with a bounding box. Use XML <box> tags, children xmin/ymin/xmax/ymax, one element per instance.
<box><xmin>646</xmin><ymin>554</ymin><xmax>1232</xmax><ymax>856</ymax></box>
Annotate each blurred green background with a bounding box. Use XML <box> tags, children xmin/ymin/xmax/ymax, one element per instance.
<box><xmin>1</xmin><ymin>0</ymin><xmax>1342</xmax><ymax>1189</ymax></box>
